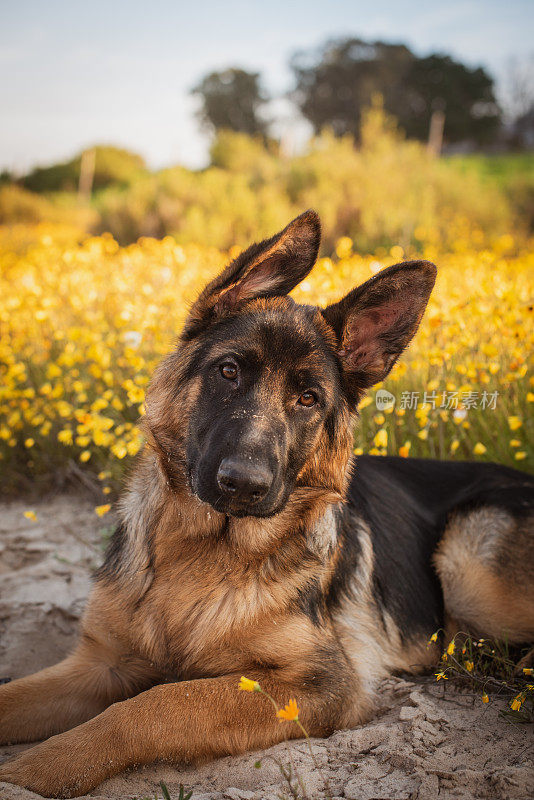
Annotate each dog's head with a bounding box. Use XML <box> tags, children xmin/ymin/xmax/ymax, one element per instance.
<box><xmin>146</xmin><ymin>211</ymin><xmax>436</xmax><ymax>518</ymax></box>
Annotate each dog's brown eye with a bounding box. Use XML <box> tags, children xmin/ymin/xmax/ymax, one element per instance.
<box><xmin>298</xmin><ymin>391</ymin><xmax>317</xmax><ymax>408</ymax></box>
<box><xmin>220</xmin><ymin>363</ymin><xmax>238</xmax><ymax>380</ymax></box>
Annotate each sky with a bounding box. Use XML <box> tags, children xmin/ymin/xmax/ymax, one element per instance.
<box><xmin>1</xmin><ymin>0</ymin><xmax>532</xmax><ymax>173</ymax></box>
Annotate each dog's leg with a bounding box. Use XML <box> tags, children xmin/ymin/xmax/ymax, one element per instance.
<box><xmin>0</xmin><ymin>634</ymin><xmax>160</xmax><ymax>744</ymax></box>
<box><xmin>0</xmin><ymin>670</ymin><xmax>352</xmax><ymax>797</ymax></box>
<box><xmin>434</xmin><ymin>506</ymin><xmax>534</xmax><ymax>643</ymax></box>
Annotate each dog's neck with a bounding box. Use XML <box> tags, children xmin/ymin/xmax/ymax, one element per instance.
<box><xmin>113</xmin><ymin>443</ymin><xmax>344</xmax><ymax>595</ymax></box>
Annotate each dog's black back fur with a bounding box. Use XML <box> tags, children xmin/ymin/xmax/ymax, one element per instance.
<box><xmin>333</xmin><ymin>456</ymin><xmax>534</xmax><ymax>640</ymax></box>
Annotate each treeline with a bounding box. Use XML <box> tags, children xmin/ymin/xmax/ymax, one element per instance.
<box><xmin>2</xmin><ymin>106</ymin><xmax>531</xmax><ymax>252</ymax></box>
<box><xmin>190</xmin><ymin>37</ymin><xmax>532</xmax><ymax>151</ymax></box>
<box><xmin>1</xmin><ymin>35</ymin><xmax>533</xmax><ymax>249</ymax></box>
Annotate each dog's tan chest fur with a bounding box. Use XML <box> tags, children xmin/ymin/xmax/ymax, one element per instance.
<box><xmin>86</xmin><ymin>514</ymin><xmax>336</xmax><ymax>684</ymax></box>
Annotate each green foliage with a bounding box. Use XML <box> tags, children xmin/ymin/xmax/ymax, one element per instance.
<box><xmin>0</xmin><ymin>184</ymin><xmax>58</xmax><ymax>224</ymax></box>
<box><xmin>6</xmin><ymin>107</ymin><xmax>529</xmax><ymax>250</ymax></box>
<box><xmin>291</xmin><ymin>38</ymin><xmax>415</xmax><ymax>139</ymax></box>
<box><xmin>23</xmin><ymin>146</ymin><xmax>146</xmax><ymax>193</ymax></box>
<box><xmin>290</xmin><ymin>37</ymin><xmax>501</xmax><ymax>146</ymax></box>
<box><xmin>0</xmin><ymin>184</ymin><xmax>97</xmax><ymax>230</ymax></box>
<box><xmin>94</xmin><ymin>161</ymin><xmax>295</xmax><ymax>248</ymax></box>
<box><xmin>446</xmin><ymin>153</ymin><xmax>534</xmax><ymax>232</ymax></box>
<box><xmin>210</xmin><ymin>129</ymin><xmax>280</xmax><ymax>175</ymax></box>
<box><xmin>401</xmin><ymin>54</ymin><xmax>501</xmax><ymax>144</ymax></box>
<box><xmin>191</xmin><ymin>68</ymin><xmax>269</xmax><ymax>136</ymax></box>
<box><xmin>23</xmin><ymin>160</ymin><xmax>79</xmax><ymax>194</ymax></box>
<box><xmin>445</xmin><ymin>152</ymin><xmax>534</xmax><ymax>187</ymax></box>
<box><xmin>161</xmin><ymin>781</ymin><xmax>192</xmax><ymax>800</ymax></box>
<box><xmin>434</xmin><ymin>633</ymin><xmax>534</xmax><ymax>723</ymax></box>
<box><xmin>132</xmin><ymin>782</ymin><xmax>192</xmax><ymax>800</ymax></box>
<box><xmin>92</xmin><ymin>107</ymin><xmax>513</xmax><ymax>250</ymax></box>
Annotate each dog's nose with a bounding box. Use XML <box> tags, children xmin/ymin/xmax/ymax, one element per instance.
<box><xmin>217</xmin><ymin>458</ymin><xmax>272</xmax><ymax>505</ymax></box>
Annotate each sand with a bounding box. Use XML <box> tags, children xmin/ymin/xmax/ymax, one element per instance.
<box><xmin>0</xmin><ymin>495</ymin><xmax>532</xmax><ymax>800</ymax></box>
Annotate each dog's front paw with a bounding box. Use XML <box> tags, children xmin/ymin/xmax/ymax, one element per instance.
<box><xmin>0</xmin><ymin>747</ymin><xmax>80</xmax><ymax>798</ymax></box>
<box><xmin>0</xmin><ymin>719</ymin><xmax>124</xmax><ymax>798</ymax></box>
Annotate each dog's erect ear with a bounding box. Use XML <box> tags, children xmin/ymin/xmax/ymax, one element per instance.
<box><xmin>322</xmin><ymin>260</ymin><xmax>436</xmax><ymax>402</ymax></box>
<box><xmin>182</xmin><ymin>210</ymin><xmax>321</xmax><ymax>339</ymax></box>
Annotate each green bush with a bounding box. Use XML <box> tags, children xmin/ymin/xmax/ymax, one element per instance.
<box><xmin>0</xmin><ymin>184</ymin><xmax>57</xmax><ymax>224</ymax></box>
<box><xmin>23</xmin><ymin>146</ymin><xmax>146</xmax><ymax>193</ymax></box>
<box><xmin>7</xmin><ymin>107</ymin><xmax>529</xmax><ymax>251</ymax></box>
<box><xmin>0</xmin><ymin>184</ymin><xmax>98</xmax><ymax>231</ymax></box>
<box><xmin>95</xmin><ymin>107</ymin><xmax>514</xmax><ymax>250</ymax></box>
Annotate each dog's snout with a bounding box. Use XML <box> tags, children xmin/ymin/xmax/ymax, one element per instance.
<box><xmin>217</xmin><ymin>457</ymin><xmax>273</xmax><ymax>505</ymax></box>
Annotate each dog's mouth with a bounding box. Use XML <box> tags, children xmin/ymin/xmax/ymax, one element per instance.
<box><xmin>205</xmin><ymin>487</ymin><xmax>284</xmax><ymax>518</ymax></box>
<box><xmin>187</xmin><ymin>466</ymin><xmax>283</xmax><ymax>518</ymax></box>
<box><xmin>213</xmin><ymin>497</ymin><xmax>281</xmax><ymax>518</ymax></box>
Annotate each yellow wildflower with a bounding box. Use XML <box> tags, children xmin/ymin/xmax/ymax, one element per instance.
<box><xmin>464</xmin><ymin>661</ymin><xmax>474</xmax><ymax>672</ymax></box>
<box><xmin>435</xmin><ymin>671</ymin><xmax>448</xmax><ymax>681</ymax></box>
<box><xmin>374</xmin><ymin>429</ymin><xmax>388</xmax><ymax>448</ymax></box>
<box><xmin>523</xmin><ymin>668</ymin><xmax>533</xmax><ymax>676</ymax></box>
<box><xmin>473</xmin><ymin>442</ymin><xmax>486</xmax><ymax>455</ymax></box>
<box><xmin>111</xmin><ymin>442</ymin><xmax>128</xmax><ymax>459</ymax></box>
<box><xmin>95</xmin><ymin>504</ymin><xmax>111</xmax><ymax>517</ymax></box>
<box><xmin>277</xmin><ymin>698</ymin><xmax>300</xmax><ymax>721</ymax></box>
<box><xmin>510</xmin><ymin>696</ymin><xmax>523</xmax><ymax>712</ymax></box>
<box><xmin>335</xmin><ymin>236</ymin><xmax>353</xmax><ymax>258</ymax></box>
<box><xmin>482</xmin><ymin>693</ymin><xmax>489</xmax><ymax>703</ymax></box>
<box><xmin>238</xmin><ymin>677</ymin><xmax>261</xmax><ymax>693</ymax></box>
<box><xmin>23</xmin><ymin>511</ymin><xmax>37</xmax><ymax>522</ymax></box>
<box><xmin>399</xmin><ymin>441</ymin><xmax>411</xmax><ymax>458</ymax></box>
<box><xmin>507</xmin><ymin>416</ymin><xmax>522</xmax><ymax>431</ymax></box>
<box><xmin>447</xmin><ymin>640</ymin><xmax>455</xmax><ymax>655</ymax></box>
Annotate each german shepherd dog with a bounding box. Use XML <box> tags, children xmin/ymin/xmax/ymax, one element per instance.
<box><xmin>1</xmin><ymin>211</ymin><xmax>533</xmax><ymax>797</ymax></box>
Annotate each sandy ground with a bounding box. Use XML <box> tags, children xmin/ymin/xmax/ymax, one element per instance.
<box><xmin>0</xmin><ymin>495</ymin><xmax>532</xmax><ymax>800</ymax></box>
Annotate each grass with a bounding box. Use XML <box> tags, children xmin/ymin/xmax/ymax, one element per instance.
<box><xmin>133</xmin><ymin>781</ymin><xmax>192</xmax><ymax>800</ymax></box>
<box><xmin>446</xmin><ymin>153</ymin><xmax>534</xmax><ymax>187</ymax></box>
<box><xmin>433</xmin><ymin>632</ymin><xmax>534</xmax><ymax>723</ymax></box>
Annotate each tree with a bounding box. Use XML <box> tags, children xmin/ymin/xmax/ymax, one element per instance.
<box><xmin>191</xmin><ymin>68</ymin><xmax>269</xmax><ymax>136</ymax></box>
<box><xmin>23</xmin><ymin>146</ymin><xmax>146</xmax><ymax>193</ymax></box>
<box><xmin>400</xmin><ymin>54</ymin><xmax>501</xmax><ymax>145</ymax></box>
<box><xmin>500</xmin><ymin>56</ymin><xmax>534</xmax><ymax>123</ymax></box>
<box><xmin>501</xmin><ymin>56</ymin><xmax>534</xmax><ymax>150</ymax></box>
<box><xmin>290</xmin><ymin>37</ymin><xmax>501</xmax><ymax>147</ymax></box>
<box><xmin>290</xmin><ymin>38</ymin><xmax>414</xmax><ymax>139</ymax></box>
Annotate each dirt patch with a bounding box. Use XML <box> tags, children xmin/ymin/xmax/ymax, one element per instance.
<box><xmin>0</xmin><ymin>495</ymin><xmax>532</xmax><ymax>800</ymax></box>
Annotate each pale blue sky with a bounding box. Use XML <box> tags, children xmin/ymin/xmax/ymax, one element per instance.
<box><xmin>1</xmin><ymin>0</ymin><xmax>532</xmax><ymax>173</ymax></box>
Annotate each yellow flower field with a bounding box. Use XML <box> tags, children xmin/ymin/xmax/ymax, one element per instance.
<box><xmin>1</xmin><ymin>223</ymin><xmax>532</xmax><ymax>494</ymax></box>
